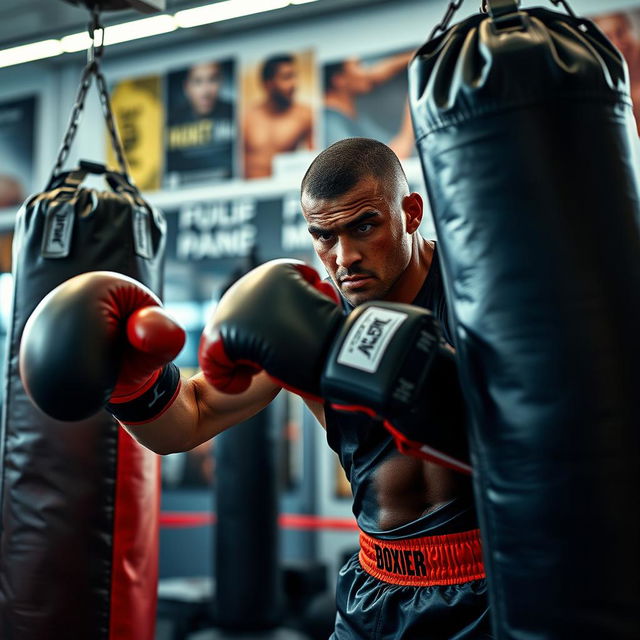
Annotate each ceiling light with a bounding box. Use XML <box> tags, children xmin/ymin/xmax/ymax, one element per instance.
<box><xmin>62</xmin><ymin>14</ymin><xmax>176</xmax><ymax>53</ymax></box>
<box><xmin>60</xmin><ymin>32</ymin><xmax>94</xmax><ymax>53</ymax></box>
<box><xmin>103</xmin><ymin>14</ymin><xmax>177</xmax><ymax>45</ymax></box>
<box><xmin>0</xmin><ymin>0</ymin><xmax>322</xmax><ymax>68</ymax></box>
<box><xmin>0</xmin><ymin>40</ymin><xmax>63</xmax><ymax>68</ymax></box>
<box><xmin>175</xmin><ymin>0</ymin><xmax>289</xmax><ymax>29</ymax></box>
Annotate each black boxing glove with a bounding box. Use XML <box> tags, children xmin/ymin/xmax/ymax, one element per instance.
<box><xmin>322</xmin><ymin>302</ymin><xmax>471</xmax><ymax>475</ymax></box>
<box><xmin>20</xmin><ymin>271</ymin><xmax>185</xmax><ymax>422</ymax></box>
<box><xmin>199</xmin><ymin>259</ymin><xmax>342</xmax><ymax>400</ymax></box>
<box><xmin>199</xmin><ymin>259</ymin><xmax>469</xmax><ymax>473</ymax></box>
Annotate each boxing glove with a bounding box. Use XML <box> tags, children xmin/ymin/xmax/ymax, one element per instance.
<box><xmin>20</xmin><ymin>271</ymin><xmax>185</xmax><ymax>422</ymax></box>
<box><xmin>322</xmin><ymin>302</ymin><xmax>471</xmax><ymax>474</ymax></box>
<box><xmin>199</xmin><ymin>259</ymin><xmax>470</xmax><ymax>472</ymax></box>
<box><xmin>199</xmin><ymin>259</ymin><xmax>342</xmax><ymax>401</ymax></box>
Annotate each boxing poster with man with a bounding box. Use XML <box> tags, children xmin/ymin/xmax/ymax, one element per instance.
<box><xmin>241</xmin><ymin>50</ymin><xmax>317</xmax><ymax>180</ymax></box>
<box><xmin>322</xmin><ymin>49</ymin><xmax>415</xmax><ymax>160</ymax></box>
<box><xmin>165</xmin><ymin>58</ymin><xmax>237</xmax><ymax>186</ymax></box>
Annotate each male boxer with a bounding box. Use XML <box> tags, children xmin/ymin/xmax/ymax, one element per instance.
<box><xmin>21</xmin><ymin>139</ymin><xmax>490</xmax><ymax>639</ymax></box>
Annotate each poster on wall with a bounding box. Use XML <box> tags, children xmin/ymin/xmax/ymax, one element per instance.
<box><xmin>163</xmin><ymin>191</ymin><xmax>314</xmax><ymax>304</ymax></box>
<box><xmin>108</xmin><ymin>75</ymin><xmax>164</xmax><ymax>191</ymax></box>
<box><xmin>322</xmin><ymin>49</ymin><xmax>415</xmax><ymax>160</ymax></box>
<box><xmin>241</xmin><ymin>50</ymin><xmax>317</xmax><ymax>180</ymax></box>
<box><xmin>0</xmin><ymin>96</ymin><xmax>37</xmax><ymax>208</ymax></box>
<box><xmin>592</xmin><ymin>9</ymin><xmax>640</xmax><ymax>135</ymax></box>
<box><xmin>165</xmin><ymin>59</ymin><xmax>237</xmax><ymax>187</ymax></box>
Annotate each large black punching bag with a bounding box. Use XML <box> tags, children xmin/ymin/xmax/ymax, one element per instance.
<box><xmin>0</xmin><ymin>163</ymin><xmax>166</xmax><ymax>640</ymax></box>
<box><xmin>409</xmin><ymin>1</ymin><xmax>640</xmax><ymax>638</ymax></box>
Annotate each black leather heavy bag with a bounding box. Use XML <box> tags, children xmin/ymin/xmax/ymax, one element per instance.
<box><xmin>409</xmin><ymin>2</ymin><xmax>640</xmax><ymax>639</ymax></box>
<box><xmin>0</xmin><ymin>166</ymin><xmax>165</xmax><ymax>640</ymax></box>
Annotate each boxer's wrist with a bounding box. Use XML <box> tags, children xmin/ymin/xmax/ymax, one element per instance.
<box><xmin>107</xmin><ymin>362</ymin><xmax>181</xmax><ymax>425</ymax></box>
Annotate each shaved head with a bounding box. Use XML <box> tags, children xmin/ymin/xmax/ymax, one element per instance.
<box><xmin>301</xmin><ymin>138</ymin><xmax>409</xmax><ymax>203</ymax></box>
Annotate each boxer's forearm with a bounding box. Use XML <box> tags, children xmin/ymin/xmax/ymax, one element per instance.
<box><xmin>121</xmin><ymin>371</ymin><xmax>281</xmax><ymax>455</ymax></box>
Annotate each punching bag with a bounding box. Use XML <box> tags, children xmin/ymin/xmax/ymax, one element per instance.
<box><xmin>409</xmin><ymin>1</ymin><xmax>640</xmax><ymax>638</ymax></box>
<box><xmin>213</xmin><ymin>253</ymin><xmax>283</xmax><ymax>633</ymax></box>
<box><xmin>0</xmin><ymin>163</ymin><xmax>166</xmax><ymax>640</ymax></box>
<box><xmin>215</xmin><ymin>407</ymin><xmax>282</xmax><ymax>632</ymax></box>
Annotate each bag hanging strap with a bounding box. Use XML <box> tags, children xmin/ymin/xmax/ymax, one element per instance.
<box><xmin>428</xmin><ymin>0</ymin><xmax>580</xmax><ymax>41</ymax></box>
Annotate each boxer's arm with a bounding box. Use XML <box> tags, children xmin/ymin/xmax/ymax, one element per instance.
<box><xmin>121</xmin><ymin>370</ymin><xmax>282</xmax><ymax>455</ymax></box>
<box><xmin>126</xmin><ymin>260</ymin><xmax>340</xmax><ymax>452</ymax></box>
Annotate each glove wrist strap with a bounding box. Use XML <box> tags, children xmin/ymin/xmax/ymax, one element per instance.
<box><xmin>107</xmin><ymin>362</ymin><xmax>181</xmax><ymax>425</ymax></box>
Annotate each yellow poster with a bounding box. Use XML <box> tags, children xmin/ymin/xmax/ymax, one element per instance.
<box><xmin>107</xmin><ymin>75</ymin><xmax>163</xmax><ymax>191</ymax></box>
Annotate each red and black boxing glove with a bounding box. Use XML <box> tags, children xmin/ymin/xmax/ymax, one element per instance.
<box><xmin>199</xmin><ymin>259</ymin><xmax>342</xmax><ymax>400</ymax></box>
<box><xmin>20</xmin><ymin>271</ymin><xmax>185</xmax><ymax>423</ymax></box>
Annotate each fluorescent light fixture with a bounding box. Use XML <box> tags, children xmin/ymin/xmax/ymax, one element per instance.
<box><xmin>175</xmin><ymin>0</ymin><xmax>289</xmax><ymax>29</ymax></box>
<box><xmin>0</xmin><ymin>0</ymin><xmax>322</xmax><ymax>68</ymax></box>
<box><xmin>62</xmin><ymin>14</ymin><xmax>176</xmax><ymax>53</ymax></box>
<box><xmin>60</xmin><ymin>31</ymin><xmax>94</xmax><ymax>53</ymax></box>
<box><xmin>0</xmin><ymin>39</ymin><xmax>63</xmax><ymax>68</ymax></box>
<box><xmin>103</xmin><ymin>14</ymin><xmax>177</xmax><ymax>45</ymax></box>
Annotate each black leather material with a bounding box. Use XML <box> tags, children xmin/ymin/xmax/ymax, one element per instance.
<box><xmin>203</xmin><ymin>260</ymin><xmax>344</xmax><ymax>397</ymax></box>
<box><xmin>0</xmin><ymin>170</ymin><xmax>165</xmax><ymax>639</ymax></box>
<box><xmin>410</xmin><ymin>5</ymin><xmax>640</xmax><ymax>640</ymax></box>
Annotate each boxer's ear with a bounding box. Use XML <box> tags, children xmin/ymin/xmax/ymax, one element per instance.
<box><xmin>402</xmin><ymin>193</ymin><xmax>423</xmax><ymax>234</ymax></box>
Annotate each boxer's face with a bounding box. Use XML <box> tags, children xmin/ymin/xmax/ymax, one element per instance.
<box><xmin>302</xmin><ymin>176</ymin><xmax>418</xmax><ymax>306</ymax></box>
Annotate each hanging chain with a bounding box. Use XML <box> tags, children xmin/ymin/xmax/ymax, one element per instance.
<box><xmin>95</xmin><ymin>65</ymin><xmax>129</xmax><ymax>176</ymax></box>
<box><xmin>49</xmin><ymin>6</ymin><xmax>130</xmax><ymax>185</ymax></box>
<box><xmin>49</xmin><ymin>62</ymin><xmax>96</xmax><ymax>180</ymax></box>
<box><xmin>549</xmin><ymin>0</ymin><xmax>578</xmax><ymax>20</ymax></box>
<box><xmin>428</xmin><ymin>0</ymin><xmax>465</xmax><ymax>40</ymax></box>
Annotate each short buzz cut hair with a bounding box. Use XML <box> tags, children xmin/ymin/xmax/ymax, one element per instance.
<box><xmin>261</xmin><ymin>54</ymin><xmax>295</xmax><ymax>83</ymax></box>
<box><xmin>301</xmin><ymin>138</ymin><xmax>409</xmax><ymax>200</ymax></box>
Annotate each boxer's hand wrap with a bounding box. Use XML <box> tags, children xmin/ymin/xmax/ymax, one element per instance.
<box><xmin>20</xmin><ymin>271</ymin><xmax>185</xmax><ymax>422</ymax></box>
<box><xmin>199</xmin><ymin>259</ymin><xmax>342</xmax><ymax>401</ymax></box>
<box><xmin>322</xmin><ymin>303</ymin><xmax>471</xmax><ymax>475</ymax></box>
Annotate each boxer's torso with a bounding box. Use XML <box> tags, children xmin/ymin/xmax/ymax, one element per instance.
<box><xmin>323</xmin><ymin>243</ymin><xmax>477</xmax><ymax>539</ymax></box>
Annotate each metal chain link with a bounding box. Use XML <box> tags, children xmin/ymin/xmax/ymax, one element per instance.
<box><xmin>95</xmin><ymin>65</ymin><xmax>129</xmax><ymax>176</ymax></box>
<box><xmin>49</xmin><ymin>61</ymin><xmax>96</xmax><ymax>180</ymax></box>
<box><xmin>49</xmin><ymin>7</ymin><xmax>130</xmax><ymax>185</ymax></box>
<box><xmin>549</xmin><ymin>0</ymin><xmax>578</xmax><ymax>20</ymax></box>
<box><xmin>428</xmin><ymin>0</ymin><xmax>465</xmax><ymax>40</ymax></box>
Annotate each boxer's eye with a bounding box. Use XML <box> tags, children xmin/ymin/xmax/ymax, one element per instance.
<box><xmin>354</xmin><ymin>223</ymin><xmax>373</xmax><ymax>235</ymax></box>
<box><xmin>315</xmin><ymin>231</ymin><xmax>335</xmax><ymax>243</ymax></box>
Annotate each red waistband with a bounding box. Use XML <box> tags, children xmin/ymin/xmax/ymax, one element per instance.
<box><xmin>358</xmin><ymin>528</ymin><xmax>485</xmax><ymax>586</ymax></box>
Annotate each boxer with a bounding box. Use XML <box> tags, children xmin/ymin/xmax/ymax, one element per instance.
<box><xmin>21</xmin><ymin>139</ymin><xmax>491</xmax><ymax>639</ymax></box>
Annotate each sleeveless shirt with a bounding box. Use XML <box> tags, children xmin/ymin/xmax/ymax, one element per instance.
<box><xmin>324</xmin><ymin>244</ymin><xmax>478</xmax><ymax>539</ymax></box>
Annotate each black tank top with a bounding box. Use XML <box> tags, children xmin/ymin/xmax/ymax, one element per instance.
<box><xmin>325</xmin><ymin>244</ymin><xmax>478</xmax><ymax>539</ymax></box>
